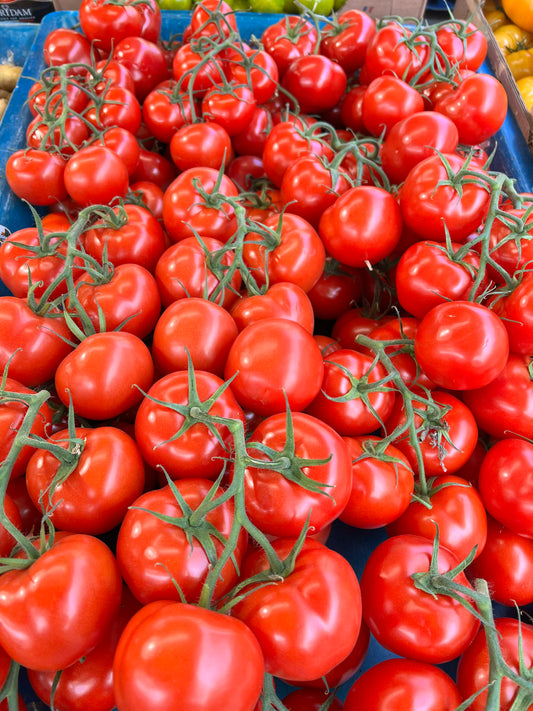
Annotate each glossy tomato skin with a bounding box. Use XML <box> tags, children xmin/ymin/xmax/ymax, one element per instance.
<box><xmin>230</xmin><ymin>282</ymin><xmax>314</xmax><ymax>334</ymax></box>
<box><xmin>282</xmin><ymin>688</ymin><xmax>344</xmax><ymax>711</ymax></box>
<box><xmin>281</xmin><ymin>54</ymin><xmax>347</xmax><ymax>115</ymax></box>
<box><xmin>5</xmin><ymin>149</ymin><xmax>68</xmax><ymax>206</ymax></box>
<box><xmin>0</xmin><ymin>533</ymin><xmax>122</xmax><ymax>672</ymax></box>
<box><xmin>387</xmin><ymin>474</ymin><xmax>487</xmax><ymax>562</ymax></box>
<box><xmin>112</xmin><ymin>36</ymin><xmax>169</xmax><ymax>101</ymax></box>
<box><xmin>54</xmin><ymin>332</ymin><xmax>154</xmax><ymax>420</ymax></box>
<box><xmin>414</xmin><ymin>301</ymin><xmax>509</xmax><ymax>391</ymax></box>
<box><xmin>25</xmin><ymin>426</ymin><xmax>146</xmax><ymax>535</ymax></box>
<box><xmin>456</xmin><ymin>618</ymin><xmax>533</xmax><ymax>711</ymax></box>
<box><xmin>64</xmin><ymin>145</ymin><xmax>130</xmax><ymax>208</ymax></box>
<box><xmin>340</xmin><ymin>435</ymin><xmax>414</xmax><ymax>529</ymax></box>
<box><xmin>116</xmin><ymin>479</ymin><xmax>248</xmax><ymax>605</ymax></box>
<box><xmin>306</xmin><ymin>349</ymin><xmax>396</xmax><ymax>437</ymax></box>
<box><xmin>232</xmin><ymin>538</ymin><xmax>362</xmax><ymax>682</ymax></box>
<box><xmin>0</xmin><ymin>297</ymin><xmax>74</xmax><ymax>388</ymax></box>
<box><xmin>361</xmin><ymin>533</ymin><xmax>479</xmax><ymax>664</ymax></box>
<box><xmin>477</xmin><ymin>437</ymin><xmax>533</xmax><ymax>539</ymax></box>
<box><xmin>261</xmin><ymin>16</ymin><xmax>319</xmax><ymax>77</ymax></box>
<box><xmin>242</xmin><ymin>411</ymin><xmax>353</xmax><ymax>538</ymax></box>
<box><xmin>362</xmin><ymin>75</ymin><xmax>425</xmax><ymax>137</ymax></box>
<box><xmin>78</xmin><ymin>0</ymin><xmax>161</xmax><ymax>54</ymax></box>
<box><xmin>344</xmin><ymin>658</ymin><xmax>463</xmax><ymax>711</ymax></box>
<box><xmin>113</xmin><ymin>601</ymin><xmax>264</xmax><ymax>711</ymax></box>
<box><xmin>224</xmin><ymin>318</ymin><xmax>324</xmax><ymax>417</ymax></box>
<box><xmin>320</xmin><ymin>9</ymin><xmax>376</xmax><ymax>74</ymax></box>
<box><xmin>318</xmin><ymin>186</ymin><xmax>403</xmax><ymax>268</ymax></box>
<box><xmin>466</xmin><ymin>514</ymin><xmax>533</xmax><ymax>606</ymax></box>
<box><xmin>134</xmin><ymin>370</ymin><xmax>246</xmax><ymax>480</ymax></box>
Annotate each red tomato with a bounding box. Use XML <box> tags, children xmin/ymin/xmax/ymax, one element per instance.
<box><xmin>142</xmin><ymin>80</ymin><xmax>196</xmax><ymax>144</ymax></box>
<box><xmin>5</xmin><ymin>149</ymin><xmax>68</xmax><ymax>206</ymax></box>
<box><xmin>43</xmin><ymin>27</ymin><xmax>95</xmax><ymax>67</ymax></box>
<box><xmin>54</xmin><ymin>331</ymin><xmax>154</xmax><ymax>420</ymax></box>
<box><xmin>466</xmin><ymin>514</ymin><xmax>533</xmax><ymax>606</ymax></box>
<box><xmin>172</xmin><ymin>42</ymin><xmax>225</xmax><ymax>97</ymax></box>
<box><xmin>113</xmin><ymin>601</ymin><xmax>264</xmax><ymax>711</ymax></box>
<box><xmin>318</xmin><ymin>186</ymin><xmax>403</xmax><ymax>268</ymax></box>
<box><xmin>362</xmin><ymin>76</ymin><xmax>425</xmax><ymax>137</ymax></box>
<box><xmin>117</xmin><ymin>478</ymin><xmax>247</xmax><ymax>605</ymax></box>
<box><xmin>25</xmin><ymin>426</ymin><xmax>145</xmax><ymax>535</ymax></box>
<box><xmin>228</xmin><ymin>47</ymin><xmax>279</xmax><ymax>105</ymax></box>
<box><xmin>232</xmin><ymin>538</ymin><xmax>362</xmax><ymax>682</ymax></box>
<box><xmin>78</xmin><ymin>0</ymin><xmax>161</xmax><ymax>54</ymax></box>
<box><xmin>281</xmin><ymin>54</ymin><xmax>347</xmax><ymax>115</ymax></box>
<box><xmin>129</xmin><ymin>147</ymin><xmax>176</xmax><ymax>190</ymax></box>
<box><xmin>169</xmin><ymin>121</ymin><xmax>233</xmax><ymax>172</ymax></box>
<box><xmin>112</xmin><ymin>36</ymin><xmax>169</xmax><ymax>101</ymax></box>
<box><xmin>456</xmin><ymin>618</ymin><xmax>533</xmax><ymax>711</ymax></box>
<box><xmin>306</xmin><ymin>261</ymin><xmax>362</xmax><ymax>322</ymax></box>
<box><xmin>261</xmin><ymin>16</ymin><xmax>319</xmax><ymax>77</ymax></box>
<box><xmin>89</xmin><ymin>126</ymin><xmax>140</xmax><ymax>176</ymax></box>
<box><xmin>230</xmin><ymin>281</ymin><xmax>314</xmax><ymax>334</ymax></box>
<box><xmin>490</xmin><ymin>273</ymin><xmax>533</xmax><ymax>354</ymax></box>
<box><xmin>363</xmin><ymin>22</ymin><xmax>430</xmax><ymax>82</ymax></box>
<box><xmin>306</xmin><ymin>349</ymin><xmax>396</xmax><ymax>437</ymax></box>
<box><xmin>320</xmin><ymin>9</ymin><xmax>376</xmax><ymax>74</ymax></box>
<box><xmin>344</xmin><ymin>658</ymin><xmax>463</xmax><ymax>711</ymax></box>
<box><xmin>0</xmin><ymin>297</ymin><xmax>74</xmax><ymax>388</ymax></box>
<box><xmin>201</xmin><ymin>83</ymin><xmax>256</xmax><ymax>136</ymax></box>
<box><xmin>361</xmin><ymin>533</ymin><xmax>479</xmax><ymax>663</ymax></box>
<box><xmin>340</xmin><ymin>435</ymin><xmax>414</xmax><ymax>529</ymax></box>
<box><xmin>152</xmin><ymin>297</ymin><xmax>238</xmax><ymax>377</ymax></box>
<box><xmin>435</xmin><ymin>21</ymin><xmax>487</xmax><ymax>71</ymax></box>
<box><xmin>414</xmin><ymin>301</ymin><xmax>509</xmax><ymax>390</ymax></box>
<box><xmin>463</xmin><ymin>353</ymin><xmax>533</xmax><ymax>441</ymax></box>
<box><xmin>387</xmin><ymin>473</ymin><xmax>487</xmax><ymax>562</ymax></box>
<box><xmin>241</xmin><ymin>411</ymin><xmax>352</xmax><ymax>538</ymax></box>
<box><xmin>134</xmin><ymin>369</ymin><xmax>245</xmax><ymax>480</ymax></box>
<box><xmin>224</xmin><ymin>318</ymin><xmax>324</xmax><ymax>417</ymax></box>
<box><xmin>64</xmin><ymin>146</ymin><xmax>129</xmax><ymax>208</ymax></box>
<box><xmin>85</xmin><ymin>85</ymin><xmax>142</xmax><ymax>136</ymax></box>
<box><xmin>283</xmin><ymin>688</ymin><xmax>344</xmax><ymax>711</ymax></box>
<box><xmin>383</xmin><ymin>390</ymin><xmax>478</xmax><ymax>477</ymax></box>
<box><xmin>0</xmin><ymin>533</ymin><xmax>122</xmax><ymax>671</ymax></box>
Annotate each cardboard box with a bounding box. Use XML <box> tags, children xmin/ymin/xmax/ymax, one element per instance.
<box><xmin>454</xmin><ymin>0</ymin><xmax>533</xmax><ymax>155</ymax></box>
<box><xmin>340</xmin><ymin>0</ymin><xmax>427</xmax><ymax>18</ymax></box>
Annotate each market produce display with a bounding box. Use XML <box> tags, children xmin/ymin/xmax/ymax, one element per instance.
<box><xmin>0</xmin><ymin>1</ymin><xmax>533</xmax><ymax>710</ymax></box>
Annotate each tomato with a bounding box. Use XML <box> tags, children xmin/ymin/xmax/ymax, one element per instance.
<box><xmin>261</xmin><ymin>15</ymin><xmax>319</xmax><ymax>77</ymax></box>
<box><xmin>224</xmin><ymin>317</ymin><xmax>324</xmax><ymax>417</ymax></box>
<box><xmin>111</xmin><ymin>36</ymin><xmax>169</xmax><ymax>101</ymax></box>
<box><xmin>281</xmin><ymin>54</ymin><xmax>347</xmax><ymax>115</ymax></box>
<box><xmin>134</xmin><ymin>369</ymin><xmax>245</xmax><ymax>480</ymax></box>
<box><xmin>502</xmin><ymin>0</ymin><xmax>533</xmax><ymax>32</ymax></box>
<box><xmin>306</xmin><ymin>261</ymin><xmax>362</xmax><ymax>322</ymax></box>
<box><xmin>85</xmin><ymin>85</ymin><xmax>143</xmax><ymax>136</ymax></box>
<box><xmin>187</xmin><ymin>0</ymin><xmax>238</xmax><ymax>40</ymax></box>
<box><xmin>129</xmin><ymin>147</ymin><xmax>176</xmax><ymax>190</ymax></box>
<box><xmin>434</xmin><ymin>21</ymin><xmax>488</xmax><ymax>72</ymax></box>
<box><xmin>361</xmin><ymin>533</ymin><xmax>479</xmax><ymax>663</ymax></box>
<box><xmin>383</xmin><ymin>390</ymin><xmax>478</xmax><ymax>477</ymax></box>
<box><xmin>78</xmin><ymin>0</ymin><xmax>161</xmax><ymax>54</ymax></box>
<box><xmin>64</xmin><ymin>146</ymin><xmax>129</xmax><ymax>208</ymax></box>
<box><xmin>344</xmin><ymin>658</ymin><xmax>463</xmax><ymax>711</ymax></box>
<box><xmin>82</xmin><ymin>203</ymin><xmax>167</xmax><ymax>274</ymax></box>
<box><xmin>283</xmin><ymin>688</ymin><xmax>343</xmax><ymax>711</ymax></box>
<box><xmin>117</xmin><ymin>478</ymin><xmax>247</xmax><ymax>604</ymax></box>
<box><xmin>434</xmin><ymin>73</ymin><xmax>508</xmax><ymax>145</ymax></box>
<box><xmin>152</xmin><ymin>297</ymin><xmax>238</xmax><ymax>377</ymax></box>
<box><xmin>90</xmin><ymin>58</ymin><xmax>136</xmax><ymax>95</ymax></box>
<box><xmin>0</xmin><ymin>297</ymin><xmax>74</xmax><ymax>388</ymax></box>
<box><xmin>414</xmin><ymin>301</ymin><xmax>509</xmax><ymax>391</ymax></box>
<box><xmin>142</xmin><ymin>81</ymin><xmax>196</xmax><ymax>144</ymax></box>
<box><xmin>507</xmin><ymin>47</ymin><xmax>533</xmax><ymax>81</ymax></box>
<box><xmin>68</xmin><ymin>263</ymin><xmax>161</xmax><ymax>340</ymax></box>
<box><xmin>231</xmin><ymin>104</ymin><xmax>273</xmax><ymax>157</ymax></box>
<box><xmin>318</xmin><ymin>185</ymin><xmax>403</xmax><ymax>268</ymax></box>
<box><xmin>26</xmin><ymin>113</ymin><xmax>90</xmax><ymax>157</ymax></box>
<box><xmin>400</xmin><ymin>153</ymin><xmax>491</xmax><ymax>242</ymax></box>
<box><xmin>169</xmin><ymin>120</ymin><xmax>233</xmax><ymax>171</ymax></box>
<box><xmin>395</xmin><ymin>240</ymin><xmax>486</xmax><ymax>319</ymax></box>
<box><xmin>163</xmin><ymin>166</ymin><xmax>239</xmax><ymax>244</ymax></box>
<box><xmin>306</xmin><ymin>348</ymin><xmax>396</xmax><ymax>437</ymax></box>
<box><xmin>490</xmin><ymin>273</ymin><xmax>533</xmax><ymax>354</ymax></box>
<box><xmin>201</xmin><ymin>83</ymin><xmax>256</xmax><ymax>136</ymax></box>
<box><xmin>227</xmin><ymin>47</ymin><xmax>279</xmax><ymax>105</ymax></box>
<box><xmin>28</xmin><ymin>587</ymin><xmax>140</xmax><ymax>711</ymax></box>
<box><xmin>456</xmin><ymin>617</ymin><xmax>533</xmax><ymax>711</ymax></box>
<box><xmin>241</xmin><ymin>411</ymin><xmax>352</xmax><ymax>538</ymax></box>
<box><xmin>466</xmin><ymin>514</ymin><xmax>533</xmax><ymax>607</ymax></box>
<box><xmin>26</xmin><ymin>426</ymin><xmax>145</xmax><ymax>535</ymax></box>
<box><xmin>230</xmin><ymin>281</ymin><xmax>314</xmax><ymax>334</ymax></box>
<box><xmin>320</xmin><ymin>9</ymin><xmax>376</xmax><ymax>74</ymax></box>
<box><xmin>387</xmin><ymin>473</ymin><xmax>487</xmax><ymax>562</ymax></box>
<box><xmin>43</xmin><ymin>27</ymin><xmax>95</xmax><ymax>67</ymax></box>
<box><xmin>54</xmin><ymin>331</ymin><xmax>154</xmax><ymax>420</ymax></box>
<box><xmin>485</xmin><ymin>206</ymin><xmax>533</xmax><ymax>281</ymax></box>
<box><xmin>362</xmin><ymin>76</ymin><xmax>425</xmax><ymax>137</ymax></box>
<box><xmin>363</xmin><ymin>22</ymin><xmax>430</xmax><ymax>83</ymax></box>
<box><xmin>129</xmin><ymin>180</ymin><xmax>164</xmax><ymax>222</ymax></box>
<box><xmin>381</xmin><ymin>112</ymin><xmax>459</xmax><ymax>185</ymax></box>
<box><xmin>232</xmin><ymin>537</ymin><xmax>362</xmax><ymax>682</ymax></box>
<box><xmin>172</xmin><ymin>42</ymin><xmax>225</xmax><ymax>96</ymax></box>
<box><xmin>113</xmin><ymin>602</ymin><xmax>264</xmax><ymax>711</ymax></box>
<box><xmin>0</xmin><ymin>533</ymin><xmax>122</xmax><ymax>672</ymax></box>
<box><xmin>242</xmin><ymin>212</ymin><xmax>326</xmax><ymax>293</ymax></box>
<box><xmin>517</xmin><ymin>75</ymin><xmax>533</xmax><ymax>111</ymax></box>
<box><xmin>5</xmin><ymin>149</ymin><xmax>68</xmax><ymax>206</ymax></box>
<box><xmin>331</xmin><ymin>310</ymin><xmax>381</xmax><ymax>349</ymax></box>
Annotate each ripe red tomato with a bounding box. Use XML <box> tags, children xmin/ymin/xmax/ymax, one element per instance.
<box><xmin>362</xmin><ymin>75</ymin><xmax>425</xmax><ymax>137</ymax></box>
<box><xmin>54</xmin><ymin>331</ymin><xmax>154</xmax><ymax>420</ymax></box>
<box><xmin>64</xmin><ymin>145</ymin><xmax>130</xmax><ymax>208</ymax></box>
<box><xmin>232</xmin><ymin>538</ymin><xmax>362</xmax><ymax>682</ymax></box>
<box><xmin>116</xmin><ymin>478</ymin><xmax>248</xmax><ymax>605</ymax></box>
<box><xmin>361</xmin><ymin>533</ymin><xmax>479</xmax><ymax>663</ymax></box>
<box><xmin>0</xmin><ymin>533</ymin><xmax>122</xmax><ymax>672</ymax></box>
<box><xmin>283</xmin><ymin>688</ymin><xmax>344</xmax><ymax>711</ymax></box>
<box><xmin>25</xmin><ymin>426</ymin><xmax>145</xmax><ymax>535</ymax></box>
<box><xmin>5</xmin><ymin>149</ymin><xmax>68</xmax><ymax>206</ymax></box>
<box><xmin>281</xmin><ymin>54</ymin><xmax>347</xmax><ymax>115</ymax></box>
<box><xmin>261</xmin><ymin>16</ymin><xmax>319</xmax><ymax>77</ymax></box>
<box><xmin>113</xmin><ymin>601</ymin><xmax>264</xmax><ymax>711</ymax></box>
<box><xmin>320</xmin><ymin>9</ymin><xmax>376</xmax><ymax>74</ymax></box>
<box><xmin>112</xmin><ymin>36</ymin><xmax>169</xmax><ymax>101</ymax></box>
<box><xmin>414</xmin><ymin>301</ymin><xmax>509</xmax><ymax>391</ymax></box>
<box><xmin>344</xmin><ymin>658</ymin><xmax>463</xmax><ymax>711</ymax></box>
<box><xmin>78</xmin><ymin>0</ymin><xmax>161</xmax><ymax>54</ymax></box>
<box><xmin>224</xmin><ymin>317</ymin><xmax>324</xmax><ymax>417</ymax></box>
<box><xmin>230</xmin><ymin>281</ymin><xmax>314</xmax><ymax>334</ymax></box>
<box><xmin>169</xmin><ymin>121</ymin><xmax>233</xmax><ymax>172</ymax></box>
<box><xmin>363</xmin><ymin>22</ymin><xmax>430</xmax><ymax>82</ymax></box>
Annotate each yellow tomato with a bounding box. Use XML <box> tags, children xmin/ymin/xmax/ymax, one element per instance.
<box><xmin>502</xmin><ymin>0</ymin><xmax>533</xmax><ymax>32</ymax></box>
<box><xmin>483</xmin><ymin>0</ymin><xmax>501</xmax><ymax>10</ymax></box>
<box><xmin>485</xmin><ymin>10</ymin><xmax>508</xmax><ymax>30</ymax></box>
<box><xmin>507</xmin><ymin>47</ymin><xmax>533</xmax><ymax>79</ymax></box>
<box><xmin>517</xmin><ymin>76</ymin><xmax>533</xmax><ymax>110</ymax></box>
<box><xmin>494</xmin><ymin>23</ymin><xmax>533</xmax><ymax>55</ymax></box>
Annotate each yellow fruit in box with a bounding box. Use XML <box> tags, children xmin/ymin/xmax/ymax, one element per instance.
<box><xmin>502</xmin><ymin>0</ymin><xmax>533</xmax><ymax>33</ymax></box>
<box><xmin>493</xmin><ymin>23</ymin><xmax>533</xmax><ymax>55</ymax></box>
<box><xmin>517</xmin><ymin>75</ymin><xmax>533</xmax><ymax>111</ymax></box>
